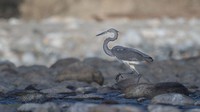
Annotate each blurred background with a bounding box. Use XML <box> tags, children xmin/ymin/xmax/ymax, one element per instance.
<box><xmin>0</xmin><ymin>0</ymin><xmax>200</xmax><ymax>66</ymax></box>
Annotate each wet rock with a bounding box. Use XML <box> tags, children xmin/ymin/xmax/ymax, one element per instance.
<box><xmin>17</xmin><ymin>102</ymin><xmax>60</xmax><ymax>112</ymax></box>
<box><xmin>0</xmin><ymin>82</ymin><xmax>15</xmax><ymax>94</ymax></box>
<box><xmin>75</xmin><ymin>86</ymin><xmax>97</xmax><ymax>94</ymax></box>
<box><xmin>17</xmin><ymin>92</ymin><xmax>46</xmax><ymax>103</ymax></box>
<box><xmin>101</xmin><ymin>100</ymin><xmax>119</xmax><ymax>104</ymax></box>
<box><xmin>59</xmin><ymin>102</ymin><xmax>73</xmax><ymax>112</ymax></box>
<box><xmin>153</xmin><ymin>82</ymin><xmax>190</xmax><ymax>95</ymax></box>
<box><xmin>66</xmin><ymin>93</ymin><xmax>104</xmax><ymax>100</ymax></box>
<box><xmin>151</xmin><ymin>93</ymin><xmax>195</xmax><ymax>106</ymax></box>
<box><xmin>185</xmin><ymin>108</ymin><xmax>200</xmax><ymax>112</ymax></box>
<box><xmin>40</xmin><ymin>85</ymin><xmax>74</xmax><ymax>94</ymax></box>
<box><xmin>56</xmin><ymin>62</ymin><xmax>104</xmax><ymax>85</ymax></box>
<box><xmin>148</xmin><ymin>104</ymin><xmax>181</xmax><ymax>112</ymax></box>
<box><xmin>0</xmin><ymin>104</ymin><xmax>19</xmax><ymax>112</ymax></box>
<box><xmin>6</xmin><ymin>89</ymin><xmax>47</xmax><ymax>103</ymax></box>
<box><xmin>17</xmin><ymin>65</ymin><xmax>55</xmax><ymax>86</ymax></box>
<box><xmin>68</xmin><ymin>103</ymin><xmax>144</xmax><ymax>112</ymax></box>
<box><xmin>191</xmin><ymin>90</ymin><xmax>200</xmax><ymax>100</ymax></box>
<box><xmin>124</xmin><ymin>83</ymin><xmax>154</xmax><ymax>98</ymax></box>
<box><xmin>122</xmin><ymin>82</ymin><xmax>190</xmax><ymax>98</ymax></box>
<box><xmin>194</xmin><ymin>100</ymin><xmax>200</xmax><ymax>106</ymax></box>
<box><xmin>96</xmin><ymin>86</ymin><xmax>116</xmax><ymax>94</ymax></box>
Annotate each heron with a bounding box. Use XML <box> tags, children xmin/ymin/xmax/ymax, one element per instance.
<box><xmin>96</xmin><ymin>28</ymin><xmax>153</xmax><ymax>84</ymax></box>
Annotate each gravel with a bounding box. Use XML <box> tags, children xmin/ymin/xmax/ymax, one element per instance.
<box><xmin>0</xmin><ymin>17</ymin><xmax>199</xmax><ymax>66</ymax></box>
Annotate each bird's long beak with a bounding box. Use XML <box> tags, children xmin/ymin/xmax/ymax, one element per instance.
<box><xmin>96</xmin><ymin>31</ymin><xmax>107</xmax><ymax>36</ymax></box>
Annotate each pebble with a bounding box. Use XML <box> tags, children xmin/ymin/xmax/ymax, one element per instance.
<box><xmin>148</xmin><ymin>104</ymin><xmax>181</xmax><ymax>112</ymax></box>
<box><xmin>151</xmin><ymin>93</ymin><xmax>195</xmax><ymax>106</ymax></box>
<box><xmin>68</xmin><ymin>103</ymin><xmax>144</xmax><ymax>112</ymax></box>
<box><xmin>17</xmin><ymin>92</ymin><xmax>47</xmax><ymax>103</ymax></box>
<box><xmin>0</xmin><ymin>18</ymin><xmax>200</xmax><ymax>65</ymax></box>
<box><xmin>40</xmin><ymin>85</ymin><xmax>74</xmax><ymax>94</ymax></box>
<box><xmin>123</xmin><ymin>83</ymin><xmax>154</xmax><ymax>98</ymax></box>
<box><xmin>75</xmin><ymin>86</ymin><xmax>97</xmax><ymax>94</ymax></box>
<box><xmin>17</xmin><ymin>102</ymin><xmax>60</xmax><ymax>112</ymax></box>
<box><xmin>123</xmin><ymin>82</ymin><xmax>189</xmax><ymax>98</ymax></box>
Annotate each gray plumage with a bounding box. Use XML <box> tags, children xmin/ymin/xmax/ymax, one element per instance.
<box><xmin>96</xmin><ymin>28</ymin><xmax>153</xmax><ymax>84</ymax></box>
<box><xmin>111</xmin><ymin>46</ymin><xmax>153</xmax><ymax>63</ymax></box>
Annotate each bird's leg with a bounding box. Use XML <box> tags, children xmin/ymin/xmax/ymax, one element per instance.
<box><xmin>129</xmin><ymin>63</ymin><xmax>142</xmax><ymax>85</ymax></box>
<box><xmin>115</xmin><ymin>71</ymin><xmax>134</xmax><ymax>82</ymax></box>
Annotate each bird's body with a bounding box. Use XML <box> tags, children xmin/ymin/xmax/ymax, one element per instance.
<box><xmin>111</xmin><ymin>45</ymin><xmax>153</xmax><ymax>63</ymax></box>
<box><xmin>96</xmin><ymin>28</ymin><xmax>153</xmax><ymax>84</ymax></box>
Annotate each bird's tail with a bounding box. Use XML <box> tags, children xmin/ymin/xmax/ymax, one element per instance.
<box><xmin>145</xmin><ymin>56</ymin><xmax>153</xmax><ymax>63</ymax></box>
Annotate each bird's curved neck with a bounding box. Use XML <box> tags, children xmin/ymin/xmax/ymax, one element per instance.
<box><xmin>103</xmin><ymin>33</ymin><xmax>118</xmax><ymax>57</ymax></box>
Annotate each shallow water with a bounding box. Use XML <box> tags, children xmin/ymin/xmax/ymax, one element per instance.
<box><xmin>0</xmin><ymin>91</ymin><xmax>200</xmax><ymax>111</ymax></box>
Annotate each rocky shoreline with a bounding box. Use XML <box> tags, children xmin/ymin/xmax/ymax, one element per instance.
<box><xmin>0</xmin><ymin>57</ymin><xmax>199</xmax><ymax>112</ymax></box>
<box><xmin>0</xmin><ymin>18</ymin><xmax>200</xmax><ymax>66</ymax></box>
<box><xmin>0</xmin><ymin>17</ymin><xmax>199</xmax><ymax>111</ymax></box>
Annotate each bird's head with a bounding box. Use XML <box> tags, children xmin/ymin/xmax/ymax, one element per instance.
<box><xmin>96</xmin><ymin>28</ymin><xmax>119</xmax><ymax>36</ymax></box>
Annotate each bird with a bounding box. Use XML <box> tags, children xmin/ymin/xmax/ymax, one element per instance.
<box><xmin>96</xmin><ymin>28</ymin><xmax>153</xmax><ymax>84</ymax></box>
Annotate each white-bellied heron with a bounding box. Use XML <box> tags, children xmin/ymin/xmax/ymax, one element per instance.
<box><xmin>96</xmin><ymin>28</ymin><xmax>153</xmax><ymax>84</ymax></box>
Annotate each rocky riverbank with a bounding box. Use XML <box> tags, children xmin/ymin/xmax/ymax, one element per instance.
<box><xmin>0</xmin><ymin>17</ymin><xmax>200</xmax><ymax>111</ymax></box>
<box><xmin>0</xmin><ymin>17</ymin><xmax>200</xmax><ymax>66</ymax></box>
<box><xmin>0</xmin><ymin>56</ymin><xmax>200</xmax><ymax>112</ymax></box>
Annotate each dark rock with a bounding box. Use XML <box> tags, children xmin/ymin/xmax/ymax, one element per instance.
<box><xmin>17</xmin><ymin>93</ymin><xmax>46</xmax><ymax>103</ymax></box>
<box><xmin>101</xmin><ymin>100</ymin><xmax>119</xmax><ymax>104</ymax></box>
<box><xmin>68</xmin><ymin>103</ymin><xmax>144</xmax><ymax>112</ymax></box>
<box><xmin>6</xmin><ymin>89</ymin><xmax>47</xmax><ymax>103</ymax></box>
<box><xmin>56</xmin><ymin>62</ymin><xmax>104</xmax><ymax>85</ymax></box>
<box><xmin>190</xmin><ymin>90</ymin><xmax>200</xmax><ymax>100</ymax></box>
<box><xmin>123</xmin><ymin>82</ymin><xmax>190</xmax><ymax>98</ymax></box>
<box><xmin>17</xmin><ymin>65</ymin><xmax>55</xmax><ymax>86</ymax></box>
<box><xmin>66</xmin><ymin>93</ymin><xmax>104</xmax><ymax>100</ymax></box>
<box><xmin>96</xmin><ymin>86</ymin><xmax>116</xmax><ymax>94</ymax></box>
<box><xmin>148</xmin><ymin>104</ymin><xmax>181</xmax><ymax>112</ymax></box>
<box><xmin>151</xmin><ymin>93</ymin><xmax>195</xmax><ymax>106</ymax></box>
<box><xmin>0</xmin><ymin>61</ymin><xmax>19</xmax><ymax>90</ymax></box>
<box><xmin>153</xmin><ymin>82</ymin><xmax>190</xmax><ymax>95</ymax></box>
<box><xmin>17</xmin><ymin>102</ymin><xmax>60</xmax><ymax>112</ymax></box>
<box><xmin>123</xmin><ymin>83</ymin><xmax>154</xmax><ymax>98</ymax></box>
<box><xmin>114</xmin><ymin>78</ymin><xmax>139</xmax><ymax>90</ymax></box>
<box><xmin>0</xmin><ymin>61</ymin><xmax>16</xmax><ymax>72</ymax></box>
<box><xmin>83</xmin><ymin>57</ymin><xmax>128</xmax><ymax>84</ymax></box>
<box><xmin>25</xmin><ymin>84</ymin><xmax>41</xmax><ymax>91</ymax></box>
<box><xmin>0</xmin><ymin>82</ymin><xmax>15</xmax><ymax>94</ymax></box>
<box><xmin>137</xmin><ymin>57</ymin><xmax>200</xmax><ymax>87</ymax></box>
<box><xmin>40</xmin><ymin>85</ymin><xmax>74</xmax><ymax>94</ymax></box>
<box><xmin>194</xmin><ymin>100</ymin><xmax>200</xmax><ymax>106</ymax></box>
<box><xmin>59</xmin><ymin>80</ymin><xmax>92</xmax><ymax>88</ymax></box>
<box><xmin>50</xmin><ymin>58</ymin><xmax>80</xmax><ymax>69</ymax></box>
